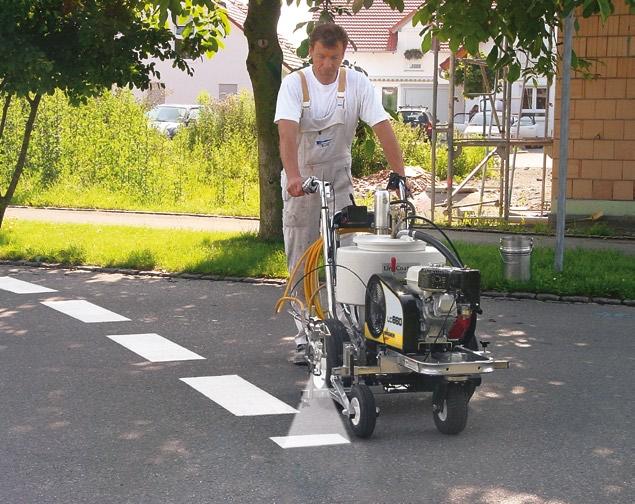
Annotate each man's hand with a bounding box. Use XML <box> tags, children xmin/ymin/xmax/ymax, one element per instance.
<box><xmin>286</xmin><ymin>175</ymin><xmax>305</xmax><ymax>197</ymax></box>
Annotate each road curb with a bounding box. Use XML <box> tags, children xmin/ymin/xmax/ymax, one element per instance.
<box><xmin>1</xmin><ymin>259</ymin><xmax>632</xmax><ymax>307</ymax></box>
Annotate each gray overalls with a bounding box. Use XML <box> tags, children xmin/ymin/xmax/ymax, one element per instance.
<box><xmin>281</xmin><ymin>67</ymin><xmax>355</xmax><ymax>345</ymax></box>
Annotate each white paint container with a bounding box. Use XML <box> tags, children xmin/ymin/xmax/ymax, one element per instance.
<box><xmin>335</xmin><ymin>234</ymin><xmax>446</xmax><ymax>305</ymax></box>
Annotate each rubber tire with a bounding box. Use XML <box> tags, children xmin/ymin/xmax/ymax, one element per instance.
<box><xmin>319</xmin><ymin>318</ymin><xmax>350</xmax><ymax>389</ymax></box>
<box><xmin>348</xmin><ymin>384</ymin><xmax>376</xmax><ymax>439</ymax></box>
<box><xmin>433</xmin><ymin>383</ymin><xmax>469</xmax><ymax>435</ymax></box>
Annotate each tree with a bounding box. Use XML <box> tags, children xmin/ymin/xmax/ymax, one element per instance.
<box><xmin>0</xmin><ymin>0</ymin><xmax>228</xmax><ymax>228</ymax></box>
<box><xmin>244</xmin><ymin>1</ymin><xmax>284</xmax><ymax>241</ymax></box>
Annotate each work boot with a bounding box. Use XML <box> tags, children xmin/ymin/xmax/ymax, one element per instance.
<box><xmin>293</xmin><ymin>344</ymin><xmax>307</xmax><ymax>365</ymax></box>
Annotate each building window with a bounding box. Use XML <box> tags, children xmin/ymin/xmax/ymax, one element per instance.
<box><xmin>522</xmin><ymin>86</ymin><xmax>548</xmax><ymax>111</ymax></box>
<box><xmin>219</xmin><ymin>84</ymin><xmax>238</xmax><ymax>100</ymax></box>
<box><xmin>382</xmin><ymin>87</ymin><xmax>398</xmax><ymax>111</ymax></box>
<box><xmin>536</xmin><ymin>87</ymin><xmax>548</xmax><ymax>110</ymax></box>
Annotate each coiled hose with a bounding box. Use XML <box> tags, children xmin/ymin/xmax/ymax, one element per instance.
<box><xmin>275</xmin><ymin>228</ymin><xmax>368</xmax><ymax>321</ymax></box>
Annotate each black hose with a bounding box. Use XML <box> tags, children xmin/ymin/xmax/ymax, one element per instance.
<box><xmin>402</xmin><ymin>215</ymin><xmax>464</xmax><ymax>266</ymax></box>
<box><xmin>404</xmin><ymin>229</ymin><xmax>464</xmax><ymax>268</ymax></box>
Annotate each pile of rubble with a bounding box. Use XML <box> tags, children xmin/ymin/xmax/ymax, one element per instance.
<box><xmin>353</xmin><ymin>166</ymin><xmax>435</xmax><ymax>198</ymax></box>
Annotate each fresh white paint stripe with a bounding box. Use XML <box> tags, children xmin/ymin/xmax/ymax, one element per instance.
<box><xmin>0</xmin><ymin>276</ymin><xmax>56</xmax><ymax>294</ymax></box>
<box><xmin>107</xmin><ymin>333</ymin><xmax>205</xmax><ymax>362</ymax></box>
<box><xmin>180</xmin><ymin>375</ymin><xmax>298</xmax><ymax>416</ymax></box>
<box><xmin>41</xmin><ymin>300</ymin><xmax>130</xmax><ymax>323</ymax></box>
<box><xmin>270</xmin><ymin>434</ymin><xmax>350</xmax><ymax>449</ymax></box>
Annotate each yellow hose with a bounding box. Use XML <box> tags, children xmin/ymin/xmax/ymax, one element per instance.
<box><xmin>275</xmin><ymin>228</ymin><xmax>371</xmax><ymax>320</ymax></box>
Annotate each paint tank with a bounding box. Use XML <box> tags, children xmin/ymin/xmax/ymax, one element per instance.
<box><xmin>335</xmin><ymin>234</ymin><xmax>446</xmax><ymax>305</ymax></box>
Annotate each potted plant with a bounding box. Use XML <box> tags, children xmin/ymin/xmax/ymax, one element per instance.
<box><xmin>404</xmin><ymin>48</ymin><xmax>423</xmax><ymax>60</ymax></box>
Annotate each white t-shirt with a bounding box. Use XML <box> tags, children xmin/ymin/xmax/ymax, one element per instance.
<box><xmin>274</xmin><ymin>66</ymin><xmax>388</xmax><ymax>146</ymax></box>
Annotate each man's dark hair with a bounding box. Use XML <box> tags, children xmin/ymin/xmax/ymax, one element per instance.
<box><xmin>310</xmin><ymin>23</ymin><xmax>348</xmax><ymax>50</ymax></box>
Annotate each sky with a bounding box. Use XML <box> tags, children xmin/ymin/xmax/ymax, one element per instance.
<box><xmin>278</xmin><ymin>3</ymin><xmax>312</xmax><ymax>45</ymax></box>
<box><xmin>232</xmin><ymin>1</ymin><xmax>311</xmax><ymax>46</ymax></box>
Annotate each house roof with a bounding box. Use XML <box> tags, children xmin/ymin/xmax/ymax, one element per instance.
<box><xmin>311</xmin><ymin>0</ymin><xmax>434</xmax><ymax>53</ymax></box>
<box><xmin>222</xmin><ymin>0</ymin><xmax>304</xmax><ymax>70</ymax></box>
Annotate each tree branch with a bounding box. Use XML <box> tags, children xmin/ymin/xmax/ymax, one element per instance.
<box><xmin>0</xmin><ymin>94</ymin><xmax>41</xmax><ymax>221</ymax></box>
<box><xmin>0</xmin><ymin>94</ymin><xmax>12</xmax><ymax>141</ymax></box>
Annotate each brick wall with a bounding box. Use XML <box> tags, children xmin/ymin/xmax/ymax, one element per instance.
<box><xmin>552</xmin><ymin>2</ymin><xmax>635</xmax><ymax>216</ymax></box>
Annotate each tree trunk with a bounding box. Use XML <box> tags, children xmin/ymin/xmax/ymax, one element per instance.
<box><xmin>0</xmin><ymin>94</ymin><xmax>41</xmax><ymax>228</ymax></box>
<box><xmin>244</xmin><ymin>0</ymin><xmax>283</xmax><ymax>241</ymax></box>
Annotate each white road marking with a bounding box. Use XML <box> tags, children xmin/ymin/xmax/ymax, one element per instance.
<box><xmin>0</xmin><ymin>276</ymin><xmax>56</xmax><ymax>294</ymax></box>
<box><xmin>107</xmin><ymin>333</ymin><xmax>205</xmax><ymax>362</ymax></box>
<box><xmin>41</xmin><ymin>300</ymin><xmax>130</xmax><ymax>323</ymax></box>
<box><xmin>270</xmin><ymin>434</ymin><xmax>350</xmax><ymax>449</ymax></box>
<box><xmin>180</xmin><ymin>375</ymin><xmax>298</xmax><ymax>416</ymax></box>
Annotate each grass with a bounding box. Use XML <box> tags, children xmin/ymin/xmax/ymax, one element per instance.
<box><xmin>13</xmin><ymin>183</ymin><xmax>260</xmax><ymax>217</ymax></box>
<box><xmin>1</xmin><ymin>220</ymin><xmax>633</xmax><ymax>299</ymax></box>
<box><xmin>0</xmin><ymin>220</ymin><xmax>287</xmax><ymax>278</ymax></box>
<box><xmin>455</xmin><ymin>241</ymin><xmax>635</xmax><ymax>299</ymax></box>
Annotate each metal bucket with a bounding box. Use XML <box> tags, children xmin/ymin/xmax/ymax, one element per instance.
<box><xmin>499</xmin><ymin>235</ymin><xmax>533</xmax><ymax>282</ymax></box>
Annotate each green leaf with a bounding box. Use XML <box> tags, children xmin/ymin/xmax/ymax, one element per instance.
<box><xmin>597</xmin><ymin>0</ymin><xmax>612</xmax><ymax>20</ymax></box>
<box><xmin>465</xmin><ymin>35</ymin><xmax>479</xmax><ymax>56</ymax></box>
<box><xmin>486</xmin><ymin>45</ymin><xmax>498</xmax><ymax>68</ymax></box>
<box><xmin>352</xmin><ymin>0</ymin><xmax>365</xmax><ymax>14</ymax></box>
<box><xmin>297</xmin><ymin>39</ymin><xmax>309</xmax><ymax>59</ymax></box>
<box><xmin>508</xmin><ymin>62</ymin><xmax>521</xmax><ymax>82</ymax></box>
<box><xmin>421</xmin><ymin>31</ymin><xmax>432</xmax><ymax>53</ymax></box>
<box><xmin>363</xmin><ymin>137</ymin><xmax>376</xmax><ymax>157</ymax></box>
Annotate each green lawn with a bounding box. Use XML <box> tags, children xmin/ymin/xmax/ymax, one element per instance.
<box><xmin>1</xmin><ymin>220</ymin><xmax>633</xmax><ymax>299</ymax></box>
<box><xmin>0</xmin><ymin>220</ymin><xmax>287</xmax><ymax>278</ymax></box>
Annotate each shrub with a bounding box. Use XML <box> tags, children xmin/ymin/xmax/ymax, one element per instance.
<box><xmin>352</xmin><ymin>119</ymin><xmax>494</xmax><ymax>181</ymax></box>
<box><xmin>0</xmin><ymin>90</ymin><xmax>259</xmax><ymax>215</ymax></box>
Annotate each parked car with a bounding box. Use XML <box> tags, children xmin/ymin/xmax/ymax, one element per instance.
<box><xmin>146</xmin><ymin>104</ymin><xmax>201</xmax><ymax>138</ymax></box>
<box><xmin>453</xmin><ymin>112</ymin><xmax>469</xmax><ymax>134</ymax></box>
<box><xmin>398</xmin><ymin>107</ymin><xmax>433</xmax><ymax>139</ymax></box>
<box><xmin>463</xmin><ymin>113</ymin><xmax>502</xmax><ymax>137</ymax></box>
<box><xmin>510</xmin><ymin>115</ymin><xmax>538</xmax><ymax>139</ymax></box>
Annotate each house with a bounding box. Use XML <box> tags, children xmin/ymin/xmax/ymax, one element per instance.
<box><xmin>320</xmin><ymin>1</ymin><xmax>453</xmax><ymax>121</ymax></box>
<box><xmin>550</xmin><ymin>3</ymin><xmax>634</xmax><ymax>219</ymax></box>
<box><xmin>136</xmin><ymin>0</ymin><xmax>303</xmax><ymax>105</ymax></box>
<box><xmin>322</xmin><ymin>2</ymin><xmax>554</xmax><ymax>131</ymax></box>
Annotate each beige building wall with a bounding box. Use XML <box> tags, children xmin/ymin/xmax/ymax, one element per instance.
<box><xmin>552</xmin><ymin>3</ymin><xmax>635</xmax><ymax>217</ymax></box>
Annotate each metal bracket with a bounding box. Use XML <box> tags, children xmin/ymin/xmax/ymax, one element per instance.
<box><xmin>330</xmin><ymin>375</ymin><xmax>351</xmax><ymax>416</ymax></box>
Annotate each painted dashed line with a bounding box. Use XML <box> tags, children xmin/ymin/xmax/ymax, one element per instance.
<box><xmin>270</xmin><ymin>434</ymin><xmax>350</xmax><ymax>449</ymax></box>
<box><xmin>41</xmin><ymin>299</ymin><xmax>130</xmax><ymax>323</ymax></box>
<box><xmin>4</xmin><ymin>270</ymin><xmax>344</xmax><ymax>448</ymax></box>
<box><xmin>0</xmin><ymin>276</ymin><xmax>56</xmax><ymax>294</ymax></box>
<box><xmin>180</xmin><ymin>375</ymin><xmax>298</xmax><ymax>416</ymax></box>
<box><xmin>107</xmin><ymin>333</ymin><xmax>205</xmax><ymax>362</ymax></box>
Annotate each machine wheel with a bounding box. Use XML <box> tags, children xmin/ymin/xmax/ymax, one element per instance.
<box><xmin>433</xmin><ymin>383</ymin><xmax>468</xmax><ymax>435</ymax></box>
<box><xmin>347</xmin><ymin>384</ymin><xmax>376</xmax><ymax>439</ymax></box>
<box><xmin>310</xmin><ymin>318</ymin><xmax>349</xmax><ymax>389</ymax></box>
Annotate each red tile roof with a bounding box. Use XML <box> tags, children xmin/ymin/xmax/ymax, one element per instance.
<box><xmin>222</xmin><ymin>0</ymin><xmax>304</xmax><ymax>70</ymax></box>
<box><xmin>312</xmin><ymin>0</ymin><xmax>426</xmax><ymax>52</ymax></box>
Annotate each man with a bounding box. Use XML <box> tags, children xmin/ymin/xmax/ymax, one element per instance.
<box><xmin>274</xmin><ymin>23</ymin><xmax>407</xmax><ymax>364</ymax></box>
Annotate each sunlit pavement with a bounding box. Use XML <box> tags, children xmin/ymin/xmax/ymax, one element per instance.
<box><xmin>1</xmin><ymin>265</ymin><xmax>633</xmax><ymax>503</ymax></box>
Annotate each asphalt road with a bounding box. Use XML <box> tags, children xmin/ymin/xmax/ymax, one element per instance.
<box><xmin>1</xmin><ymin>266</ymin><xmax>633</xmax><ymax>504</ymax></box>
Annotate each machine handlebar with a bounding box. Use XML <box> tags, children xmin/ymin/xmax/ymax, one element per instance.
<box><xmin>302</xmin><ymin>176</ymin><xmax>320</xmax><ymax>194</ymax></box>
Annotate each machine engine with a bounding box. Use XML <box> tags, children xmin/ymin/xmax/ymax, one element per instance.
<box><xmin>364</xmin><ymin>265</ymin><xmax>481</xmax><ymax>353</ymax></box>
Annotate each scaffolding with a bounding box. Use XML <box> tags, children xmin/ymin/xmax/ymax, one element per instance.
<box><xmin>428</xmin><ymin>39</ymin><xmax>554</xmax><ymax>225</ymax></box>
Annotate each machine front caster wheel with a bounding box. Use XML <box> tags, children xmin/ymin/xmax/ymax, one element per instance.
<box><xmin>433</xmin><ymin>383</ymin><xmax>468</xmax><ymax>435</ymax></box>
<box><xmin>348</xmin><ymin>384</ymin><xmax>376</xmax><ymax>439</ymax></box>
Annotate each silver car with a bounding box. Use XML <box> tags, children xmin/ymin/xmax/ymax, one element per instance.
<box><xmin>146</xmin><ymin>104</ymin><xmax>201</xmax><ymax>138</ymax></box>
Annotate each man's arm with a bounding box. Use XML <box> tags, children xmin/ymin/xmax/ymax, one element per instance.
<box><xmin>278</xmin><ymin>119</ymin><xmax>304</xmax><ymax>197</ymax></box>
<box><xmin>372</xmin><ymin>119</ymin><xmax>405</xmax><ymax>177</ymax></box>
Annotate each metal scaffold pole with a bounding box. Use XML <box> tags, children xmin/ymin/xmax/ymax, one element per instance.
<box><xmin>555</xmin><ymin>12</ymin><xmax>575</xmax><ymax>272</ymax></box>
<box><xmin>430</xmin><ymin>37</ymin><xmax>439</xmax><ymax>222</ymax></box>
<box><xmin>446</xmin><ymin>51</ymin><xmax>456</xmax><ymax>225</ymax></box>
